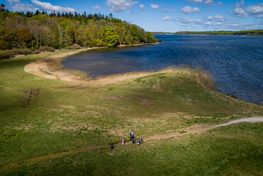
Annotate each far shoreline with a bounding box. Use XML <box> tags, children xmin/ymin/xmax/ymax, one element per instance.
<box><xmin>153</xmin><ymin>30</ymin><xmax>263</xmax><ymax>36</ymax></box>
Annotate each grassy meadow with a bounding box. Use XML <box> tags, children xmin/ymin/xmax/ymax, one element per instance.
<box><xmin>0</xmin><ymin>50</ymin><xmax>263</xmax><ymax>175</ymax></box>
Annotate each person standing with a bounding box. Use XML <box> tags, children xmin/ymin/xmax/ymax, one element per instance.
<box><xmin>110</xmin><ymin>143</ymin><xmax>114</xmax><ymax>150</ymax></box>
<box><xmin>121</xmin><ymin>137</ymin><xmax>125</xmax><ymax>145</ymax></box>
<box><xmin>129</xmin><ymin>130</ymin><xmax>135</xmax><ymax>143</ymax></box>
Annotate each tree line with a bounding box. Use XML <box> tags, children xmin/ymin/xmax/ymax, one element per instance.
<box><xmin>0</xmin><ymin>4</ymin><xmax>156</xmax><ymax>59</ymax></box>
<box><xmin>175</xmin><ymin>30</ymin><xmax>263</xmax><ymax>36</ymax></box>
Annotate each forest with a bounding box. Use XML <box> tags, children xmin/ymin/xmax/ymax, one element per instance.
<box><xmin>0</xmin><ymin>4</ymin><xmax>156</xmax><ymax>59</ymax></box>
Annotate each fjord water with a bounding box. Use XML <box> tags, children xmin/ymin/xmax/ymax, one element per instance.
<box><xmin>63</xmin><ymin>35</ymin><xmax>263</xmax><ymax>104</ymax></box>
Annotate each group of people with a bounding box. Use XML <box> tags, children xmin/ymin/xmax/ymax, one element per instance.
<box><xmin>110</xmin><ymin>130</ymin><xmax>143</xmax><ymax>150</ymax></box>
<box><xmin>129</xmin><ymin>130</ymin><xmax>143</xmax><ymax>145</ymax></box>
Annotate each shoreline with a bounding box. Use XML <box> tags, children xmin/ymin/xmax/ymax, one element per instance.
<box><xmin>25</xmin><ymin>43</ymin><xmax>187</xmax><ymax>87</ymax></box>
<box><xmin>22</xmin><ymin>44</ymin><xmax>261</xmax><ymax>106</ymax></box>
<box><xmin>24</xmin><ymin>48</ymin><xmax>263</xmax><ymax>106</ymax></box>
<box><xmin>23</xmin><ymin>46</ymin><xmax>262</xmax><ymax>105</ymax></box>
<box><xmin>24</xmin><ymin>46</ymin><xmax>215</xmax><ymax>88</ymax></box>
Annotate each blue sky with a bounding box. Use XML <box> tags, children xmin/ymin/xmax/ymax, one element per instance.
<box><xmin>1</xmin><ymin>0</ymin><xmax>263</xmax><ymax>32</ymax></box>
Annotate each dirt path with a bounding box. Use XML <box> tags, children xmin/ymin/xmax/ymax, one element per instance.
<box><xmin>145</xmin><ymin>117</ymin><xmax>263</xmax><ymax>142</ymax></box>
<box><xmin>1</xmin><ymin>117</ymin><xmax>263</xmax><ymax>173</ymax></box>
<box><xmin>215</xmin><ymin>117</ymin><xmax>263</xmax><ymax>127</ymax></box>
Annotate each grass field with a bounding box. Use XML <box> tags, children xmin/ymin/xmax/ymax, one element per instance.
<box><xmin>0</xmin><ymin>50</ymin><xmax>262</xmax><ymax>175</ymax></box>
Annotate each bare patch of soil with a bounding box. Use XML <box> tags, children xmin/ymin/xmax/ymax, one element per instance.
<box><xmin>137</xmin><ymin>96</ymin><xmax>153</xmax><ymax>107</ymax></box>
<box><xmin>104</xmin><ymin>95</ymin><xmax>124</xmax><ymax>100</ymax></box>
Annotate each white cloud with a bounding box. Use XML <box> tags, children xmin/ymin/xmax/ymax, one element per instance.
<box><xmin>204</xmin><ymin>0</ymin><xmax>213</xmax><ymax>4</ymax></box>
<box><xmin>11</xmin><ymin>2</ymin><xmax>37</xmax><ymax>12</ymax></box>
<box><xmin>162</xmin><ymin>16</ymin><xmax>172</xmax><ymax>21</ymax></box>
<box><xmin>181</xmin><ymin>6</ymin><xmax>200</xmax><ymax>14</ymax></box>
<box><xmin>176</xmin><ymin>15</ymin><xmax>226</xmax><ymax>26</ymax></box>
<box><xmin>234</xmin><ymin>2</ymin><xmax>263</xmax><ymax>18</ymax></box>
<box><xmin>246</xmin><ymin>4</ymin><xmax>263</xmax><ymax>16</ymax></box>
<box><xmin>106</xmin><ymin>0</ymin><xmax>137</xmax><ymax>12</ymax></box>
<box><xmin>189</xmin><ymin>0</ymin><xmax>213</xmax><ymax>5</ymax></box>
<box><xmin>174</xmin><ymin>15</ymin><xmax>258</xmax><ymax>30</ymax></box>
<box><xmin>203</xmin><ymin>15</ymin><xmax>225</xmax><ymax>25</ymax></box>
<box><xmin>233</xmin><ymin>1</ymin><xmax>247</xmax><ymax>17</ymax></box>
<box><xmin>139</xmin><ymin>4</ymin><xmax>144</xmax><ymax>10</ymax></box>
<box><xmin>31</xmin><ymin>0</ymin><xmax>75</xmax><ymax>12</ymax></box>
<box><xmin>7</xmin><ymin>0</ymin><xmax>37</xmax><ymax>12</ymax></box>
<box><xmin>190</xmin><ymin>0</ymin><xmax>203</xmax><ymax>3</ymax></box>
<box><xmin>234</xmin><ymin>6</ymin><xmax>248</xmax><ymax>17</ymax></box>
<box><xmin>175</xmin><ymin>18</ymin><xmax>202</xmax><ymax>25</ymax></box>
<box><xmin>92</xmin><ymin>5</ymin><xmax>101</xmax><ymax>10</ymax></box>
<box><xmin>207</xmin><ymin>15</ymin><xmax>225</xmax><ymax>22</ymax></box>
<box><xmin>7</xmin><ymin>0</ymin><xmax>20</xmax><ymax>3</ymax></box>
<box><xmin>150</xmin><ymin>3</ymin><xmax>159</xmax><ymax>10</ymax></box>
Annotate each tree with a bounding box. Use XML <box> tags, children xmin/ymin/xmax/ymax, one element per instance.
<box><xmin>99</xmin><ymin>26</ymin><xmax>119</xmax><ymax>47</ymax></box>
<box><xmin>0</xmin><ymin>9</ymin><xmax>156</xmax><ymax>51</ymax></box>
<box><xmin>0</xmin><ymin>4</ymin><xmax>5</xmax><ymax>12</ymax></box>
<box><xmin>35</xmin><ymin>10</ymin><xmax>40</xmax><ymax>15</ymax></box>
<box><xmin>16</xmin><ymin>28</ymin><xmax>33</xmax><ymax>48</ymax></box>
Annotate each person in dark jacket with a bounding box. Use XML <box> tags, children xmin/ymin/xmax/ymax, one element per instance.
<box><xmin>110</xmin><ymin>143</ymin><xmax>114</xmax><ymax>150</ymax></box>
<box><xmin>129</xmin><ymin>130</ymin><xmax>135</xmax><ymax>143</ymax></box>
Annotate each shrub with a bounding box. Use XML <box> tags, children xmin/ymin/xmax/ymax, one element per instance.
<box><xmin>196</xmin><ymin>71</ymin><xmax>215</xmax><ymax>90</ymax></box>
<box><xmin>12</xmin><ymin>48</ymin><xmax>32</xmax><ymax>55</ymax></box>
<box><xmin>0</xmin><ymin>48</ymin><xmax>37</xmax><ymax>60</ymax></box>
<box><xmin>32</xmin><ymin>49</ymin><xmax>41</xmax><ymax>54</ymax></box>
<box><xmin>67</xmin><ymin>44</ymin><xmax>81</xmax><ymax>49</ymax></box>
<box><xmin>0</xmin><ymin>50</ymin><xmax>14</xmax><ymax>60</ymax></box>
<box><xmin>39</xmin><ymin>46</ymin><xmax>55</xmax><ymax>52</ymax></box>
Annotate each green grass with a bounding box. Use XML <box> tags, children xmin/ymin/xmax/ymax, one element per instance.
<box><xmin>0</xmin><ymin>51</ymin><xmax>262</xmax><ymax>175</ymax></box>
<box><xmin>2</xmin><ymin>124</ymin><xmax>263</xmax><ymax>176</ymax></box>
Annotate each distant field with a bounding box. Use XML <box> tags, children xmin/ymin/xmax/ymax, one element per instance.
<box><xmin>0</xmin><ymin>50</ymin><xmax>262</xmax><ymax>175</ymax></box>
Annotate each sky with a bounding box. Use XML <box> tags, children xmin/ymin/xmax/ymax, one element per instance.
<box><xmin>1</xmin><ymin>0</ymin><xmax>263</xmax><ymax>32</ymax></box>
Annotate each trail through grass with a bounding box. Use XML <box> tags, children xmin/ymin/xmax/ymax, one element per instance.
<box><xmin>1</xmin><ymin>117</ymin><xmax>263</xmax><ymax>174</ymax></box>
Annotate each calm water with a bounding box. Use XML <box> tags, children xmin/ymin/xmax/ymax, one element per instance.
<box><xmin>64</xmin><ymin>35</ymin><xmax>263</xmax><ymax>104</ymax></box>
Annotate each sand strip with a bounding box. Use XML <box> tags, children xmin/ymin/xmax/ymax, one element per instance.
<box><xmin>24</xmin><ymin>47</ymin><xmax>213</xmax><ymax>87</ymax></box>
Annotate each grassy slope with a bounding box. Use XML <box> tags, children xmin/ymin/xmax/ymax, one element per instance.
<box><xmin>0</xmin><ymin>51</ymin><xmax>262</xmax><ymax>175</ymax></box>
<box><xmin>2</xmin><ymin>124</ymin><xmax>263</xmax><ymax>176</ymax></box>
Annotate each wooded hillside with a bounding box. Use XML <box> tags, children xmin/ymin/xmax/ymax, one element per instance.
<box><xmin>0</xmin><ymin>4</ymin><xmax>156</xmax><ymax>58</ymax></box>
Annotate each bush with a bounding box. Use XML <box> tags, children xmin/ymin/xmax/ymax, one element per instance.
<box><xmin>32</xmin><ymin>49</ymin><xmax>41</xmax><ymax>54</ymax></box>
<box><xmin>39</xmin><ymin>46</ymin><xmax>55</xmax><ymax>52</ymax></box>
<box><xmin>0</xmin><ymin>48</ymin><xmax>37</xmax><ymax>60</ymax></box>
<box><xmin>12</xmin><ymin>48</ymin><xmax>33</xmax><ymax>55</ymax></box>
<box><xmin>0</xmin><ymin>50</ymin><xmax>14</xmax><ymax>60</ymax></box>
<box><xmin>67</xmin><ymin>44</ymin><xmax>81</xmax><ymax>49</ymax></box>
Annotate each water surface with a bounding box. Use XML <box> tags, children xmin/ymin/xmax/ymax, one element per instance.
<box><xmin>64</xmin><ymin>35</ymin><xmax>263</xmax><ymax>104</ymax></box>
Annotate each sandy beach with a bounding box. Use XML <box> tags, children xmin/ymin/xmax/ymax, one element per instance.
<box><xmin>24</xmin><ymin>47</ymin><xmax>214</xmax><ymax>88</ymax></box>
